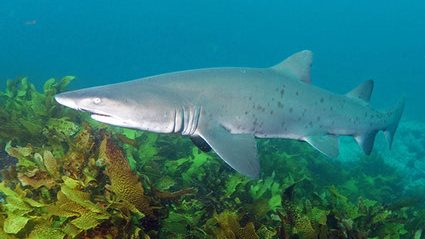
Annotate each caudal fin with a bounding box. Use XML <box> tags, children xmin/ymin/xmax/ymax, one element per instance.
<box><xmin>354</xmin><ymin>97</ymin><xmax>405</xmax><ymax>155</ymax></box>
<box><xmin>384</xmin><ymin>97</ymin><xmax>405</xmax><ymax>149</ymax></box>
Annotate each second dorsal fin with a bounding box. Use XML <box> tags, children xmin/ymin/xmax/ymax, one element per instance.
<box><xmin>346</xmin><ymin>80</ymin><xmax>374</xmax><ymax>103</ymax></box>
<box><xmin>271</xmin><ymin>50</ymin><xmax>313</xmax><ymax>84</ymax></box>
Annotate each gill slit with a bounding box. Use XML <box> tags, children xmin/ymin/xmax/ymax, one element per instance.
<box><xmin>172</xmin><ymin>108</ymin><xmax>177</xmax><ymax>133</ymax></box>
<box><xmin>174</xmin><ymin>105</ymin><xmax>201</xmax><ymax>135</ymax></box>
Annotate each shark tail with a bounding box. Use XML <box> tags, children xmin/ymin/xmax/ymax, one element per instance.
<box><xmin>384</xmin><ymin>97</ymin><xmax>405</xmax><ymax>149</ymax></box>
<box><xmin>355</xmin><ymin>97</ymin><xmax>405</xmax><ymax>155</ymax></box>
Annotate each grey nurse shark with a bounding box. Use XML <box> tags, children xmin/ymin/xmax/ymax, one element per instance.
<box><xmin>55</xmin><ymin>50</ymin><xmax>404</xmax><ymax>178</ymax></box>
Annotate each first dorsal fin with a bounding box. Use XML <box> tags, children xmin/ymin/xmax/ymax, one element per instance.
<box><xmin>271</xmin><ymin>50</ymin><xmax>313</xmax><ymax>84</ymax></box>
<box><xmin>346</xmin><ymin>80</ymin><xmax>374</xmax><ymax>103</ymax></box>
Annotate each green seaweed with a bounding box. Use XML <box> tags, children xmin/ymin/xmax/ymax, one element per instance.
<box><xmin>0</xmin><ymin>76</ymin><xmax>79</xmax><ymax>146</ymax></box>
<box><xmin>0</xmin><ymin>77</ymin><xmax>424</xmax><ymax>238</ymax></box>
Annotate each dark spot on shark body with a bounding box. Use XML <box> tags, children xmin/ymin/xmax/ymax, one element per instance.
<box><xmin>277</xmin><ymin>102</ymin><xmax>284</xmax><ymax>108</ymax></box>
<box><xmin>256</xmin><ymin>105</ymin><xmax>265</xmax><ymax>112</ymax></box>
<box><xmin>289</xmin><ymin>107</ymin><xmax>293</xmax><ymax>113</ymax></box>
<box><xmin>320</xmin><ymin>97</ymin><xmax>324</xmax><ymax>103</ymax></box>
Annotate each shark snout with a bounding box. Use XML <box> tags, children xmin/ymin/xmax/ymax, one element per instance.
<box><xmin>55</xmin><ymin>93</ymin><xmax>79</xmax><ymax>110</ymax></box>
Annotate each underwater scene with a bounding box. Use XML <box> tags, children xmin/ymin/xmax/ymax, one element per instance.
<box><xmin>1</xmin><ymin>1</ymin><xmax>425</xmax><ymax>239</ymax></box>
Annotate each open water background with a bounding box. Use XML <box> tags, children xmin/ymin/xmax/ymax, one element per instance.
<box><xmin>0</xmin><ymin>0</ymin><xmax>424</xmax><ymax>120</ymax></box>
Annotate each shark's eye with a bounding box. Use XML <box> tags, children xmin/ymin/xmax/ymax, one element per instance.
<box><xmin>93</xmin><ymin>97</ymin><xmax>102</xmax><ymax>104</ymax></box>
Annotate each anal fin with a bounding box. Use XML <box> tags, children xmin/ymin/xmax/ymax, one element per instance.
<box><xmin>355</xmin><ymin>131</ymin><xmax>378</xmax><ymax>155</ymax></box>
<box><xmin>305</xmin><ymin>135</ymin><xmax>339</xmax><ymax>158</ymax></box>
<box><xmin>197</xmin><ymin>124</ymin><xmax>259</xmax><ymax>178</ymax></box>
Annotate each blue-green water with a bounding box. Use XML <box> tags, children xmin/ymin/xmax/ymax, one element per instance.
<box><xmin>1</xmin><ymin>1</ymin><xmax>424</xmax><ymax>119</ymax></box>
<box><xmin>1</xmin><ymin>1</ymin><xmax>425</xmax><ymax>238</ymax></box>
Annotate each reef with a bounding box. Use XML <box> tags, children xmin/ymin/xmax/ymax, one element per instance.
<box><xmin>0</xmin><ymin>77</ymin><xmax>424</xmax><ymax>238</ymax></box>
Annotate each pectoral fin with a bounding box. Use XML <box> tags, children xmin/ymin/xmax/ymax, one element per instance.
<box><xmin>197</xmin><ymin>124</ymin><xmax>259</xmax><ymax>178</ymax></box>
<box><xmin>305</xmin><ymin>135</ymin><xmax>339</xmax><ymax>158</ymax></box>
<box><xmin>190</xmin><ymin>136</ymin><xmax>212</xmax><ymax>152</ymax></box>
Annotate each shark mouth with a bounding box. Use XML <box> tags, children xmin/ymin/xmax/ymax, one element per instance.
<box><xmin>80</xmin><ymin>107</ymin><xmax>136</xmax><ymax>128</ymax></box>
<box><xmin>91</xmin><ymin>113</ymin><xmax>122</xmax><ymax>125</ymax></box>
<box><xmin>79</xmin><ymin>109</ymin><xmax>114</xmax><ymax>121</ymax></box>
<box><xmin>90</xmin><ymin>112</ymin><xmax>111</xmax><ymax>118</ymax></box>
<box><xmin>90</xmin><ymin>113</ymin><xmax>138</xmax><ymax>128</ymax></box>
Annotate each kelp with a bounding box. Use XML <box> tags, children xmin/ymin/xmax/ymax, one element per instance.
<box><xmin>0</xmin><ymin>126</ymin><xmax>197</xmax><ymax>238</ymax></box>
<box><xmin>0</xmin><ymin>77</ymin><xmax>424</xmax><ymax>238</ymax></box>
<box><xmin>0</xmin><ymin>128</ymin><xmax>146</xmax><ymax>238</ymax></box>
<box><xmin>0</xmin><ymin>77</ymin><xmax>79</xmax><ymax>146</ymax></box>
<box><xmin>100</xmin><ymin>133</ymin><xmax>154</xmax><ymax>217</ymax></box>
<box><xmin>277</xmin><ymin>183</ymin><xmax>409</xmax><ymax>238</ymax></box>
<box><xmin>204</xmin><ymin>210</ymin><xmax>259</xmax><ymax>239</ymax></box>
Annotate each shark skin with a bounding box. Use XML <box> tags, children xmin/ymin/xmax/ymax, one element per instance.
<box><xmin>55</xmin><ymin>50</ymin><xmax>405</xmax><ymax>178</ymax></box>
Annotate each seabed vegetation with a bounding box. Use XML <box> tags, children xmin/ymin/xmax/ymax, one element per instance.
<box><xmin>0</xmin><ymin>77</ymin><xmax>424</xmax><ymax>239</ymax></box>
